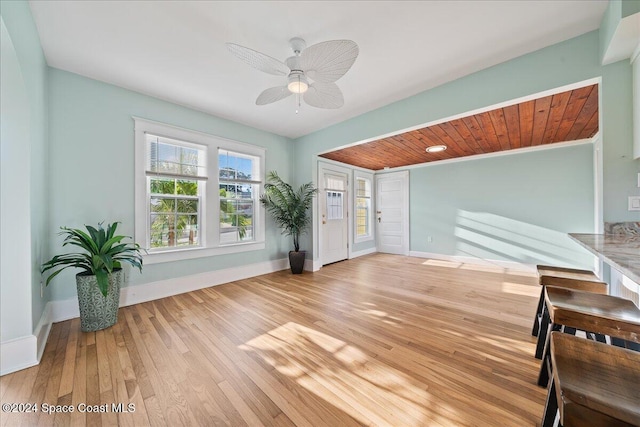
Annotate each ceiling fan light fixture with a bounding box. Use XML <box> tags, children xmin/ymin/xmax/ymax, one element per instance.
<box><xmin>426</xmin><ymin>145</ymin><xmax>447</xmax><ymax>153</ymax></box>
<box><xmin>287</xmin><ymin>73</ymin><xmax>309</xmax><ymax>94</ymax></box>
<box><xmin>227</xmin><ymin>37</ymin><xmax>358</xmax><ymax>108</ymax></box>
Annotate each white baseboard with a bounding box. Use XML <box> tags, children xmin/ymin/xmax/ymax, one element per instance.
<box><xmin>34</xmin><ymin>303</ymin><xmax>52</xmax><ymax>362</ymax></box>
<box><xmin>1</xmin><ymin>258</ymin><xmax>289</xmax><ymax>376</ymax></box>
<box><xmin>0</xmin><ymin>335</ymin><xmax>38</xmax><ymax>376</ymax></box>
<box><xmin>1</xmin><ymin>303</ymin><xmax>51</xmax><ymax>376</ymax></box>
<box><xmin>409</xmin><ymin>251</ymin><xmax>535</xmax><ymax>272</ymax></box>
<box><xmin>304</xmin><ymin>259</ymin><xmax>322</xmax><ymax>272</ymax></box>
<box><xmin>309</xmin><ymin>247</ymin><xmax>377</xmax><ymax>272</ymax></box>
<box><xmin>49</xmin><ymin>257</ymin><xmax>290</xmax><ymax>324</ymax></box>
<box><xmin>350</xmin><ymin>247</ymin><xmax>377</xmax><ymax>259</ymax></box>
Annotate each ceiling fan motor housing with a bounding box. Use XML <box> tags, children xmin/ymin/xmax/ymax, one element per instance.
<box><xmin>289</xmin><ymin>37</ymin><xmax>306</xmax><ymax>55</ymax></box>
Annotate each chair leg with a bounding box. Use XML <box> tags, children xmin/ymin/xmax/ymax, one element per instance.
<box><xmin>532</xmin><ymin>287</ymin><xmax>544</xmax><ymax>337</ymax></box>
<box><xmin>538</xmin><ymin>322</ymin><xmax>561</xmax><ymax>387</ymax></box>
<box><xmin>541</xmin><ymin>376</ymin><xmax>559</xmax><ymax>427</ymax></box>
<box><xmin>535</xmin><ymin>304</ymin><xmax>550</xmax><ymax>359</ymax></box>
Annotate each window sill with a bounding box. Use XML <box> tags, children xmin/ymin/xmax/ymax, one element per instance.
<box><xmin>143</xmin><ymin>241</ymin><xmax>266</xmax><ymax>264</ymax></box>
<box><xmin>354</xmin><ymin>236</ymin><xmax>374</xmax><ymax>244</ymax></box>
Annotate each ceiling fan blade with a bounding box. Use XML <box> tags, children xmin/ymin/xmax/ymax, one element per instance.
<box><xmin>300</xmin><ymin>40</ymin><xmax>359</xmax><ymax>83</ymax></box>
<box><xmin>256</xmin><ymin>86</ymin><xmax>292</xmax><ymax>105</ymax></box>
<box><xmin>226</xmin><ymin>43</ymin><xmax>290</xmax><ymax>76</ymax></box>
<box><xmin>303</xmin><ymin>82</ymin><xmax>344</xmax><ymax>109</ymax></box>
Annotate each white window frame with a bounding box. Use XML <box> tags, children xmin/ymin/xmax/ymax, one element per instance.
<box><xmin>218</xmin><ymin>148</ymin><xmax>262</xmax><ymax>245</ymax></box>
<box><xmin>134</xmin><ymin>117</ymin><xmax>265</xmax><ymax>264</ymax></box>
<box><xmin>354</xmin><ymin>170</ymin><xmax>374</xmax><ymax>243</ymax></box>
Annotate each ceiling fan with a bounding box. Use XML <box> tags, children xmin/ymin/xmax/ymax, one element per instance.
<box><xmin>226</xmin><ymin>37</ymin><xmax>359</xmax><ymax>109</ymax></box>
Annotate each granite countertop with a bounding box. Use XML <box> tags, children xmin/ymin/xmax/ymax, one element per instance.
<box><xmin>569</xmin><ymin>233</ymin><xmax>640</xmax><ymax>284</ymax></box>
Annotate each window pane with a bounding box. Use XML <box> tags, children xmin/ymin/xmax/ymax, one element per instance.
<box><xmin>326</xmin><ymin>175</ymin><xmax>345</xmax><ymax>191</ymax></box>
<box><xmin>239</xmin><ymin>215</ymin><xmax>253</xmax><ymax>242</ymax></box>
<box><xmin>327</xmin><ymin>191</ymin><xmax>344</xmax><ymax>220</ymax></box>
<box><xmin>356</xmin><ymin>197</ymin><xmax>370</xmax><ymax>237</ymax></box>
<box><xmin>218</xmin><ymin>149</ymin><xmax>260</xmax><ymax>245</ymax></box>
<box><xmin>220</xmin><ymin>183</ymin><xmax>238</xmax><ymax>199</ymax></box>
<box><xmin>149</xmin><ymin>139</ymin><xmax>205</xmax><ymax>177</ymax></box>
<box><xmin>149</xmin><ymin>177</ymin><xmax>201</xmax><ymax>250</ymax></box>
<box><xmin>220</xmin><ymin>199</ymin><xmax>236</xmax><ymax>215</ymax></box>
<box><xmin>176</xmin><ymin>180</ymin><xmax>198</xmax><ymax>196</ymax></box>
<box><xmin>356</xmin><ymin>178</ymin><xmax>371</xmax><ymax>198</ymax></box>
<box><xmin>237</xmin><ymin>201</ymin><xmax>253</xmax><ymax>215</ymax></box>
<box><xmin>150</xmin><ymin>197</ymin><xmax>175</xmax><ymax>213</ymax></box>
<box><xmin>177</xmin><ymin>199</ymin><xmax>198</xmax><ymax>214</ymax></box>
<box><xmin>237</xmin><ymin>184</ymin><xmax>253</xmax><ymax>199</ymax></box>
<box><xmin>219</xmin><ymin>151</ymin><xmax>255</xmax><ymax>181</ymax></box>
<box><xmin>176</xmin><ymin>215</ymin><xmax>198</xmax><ymax>246</ymax></box>
<box><xmin>150</xmin><ymin>178</ymin><xmax>175</xmax><ymax>194</ymax></box>
<box><xmin>150</xmin><ymin>214</ymin><xmax>176</xmax><ymax>248</ymax></box>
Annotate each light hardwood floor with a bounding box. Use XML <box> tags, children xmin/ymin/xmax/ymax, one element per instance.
<box><xmin>1</xmin><ymin>254</ymin><xmax>547</xmax><ymax>426</ymax></box>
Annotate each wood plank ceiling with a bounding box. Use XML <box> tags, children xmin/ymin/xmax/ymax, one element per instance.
<box><xmin>319</xmin><ymin>84</ymin><xmax>599</xmax><ymax>170</ymax></box>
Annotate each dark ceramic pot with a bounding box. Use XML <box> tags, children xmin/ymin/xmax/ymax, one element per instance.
<box><xmin>288</xmin><ymin>250</ymin><xmax>306</xmax><ymax>274</ymax></box>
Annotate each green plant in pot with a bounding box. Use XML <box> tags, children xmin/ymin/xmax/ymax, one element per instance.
<box><xmin>260</xmin><ymin>171</ymin><xmax>318</xmax><ymax>274</ymax></box>
<box><xmin>42</xmin><ymin>222</ymin><xmax>144</xmax><ymax>332</ymax></box>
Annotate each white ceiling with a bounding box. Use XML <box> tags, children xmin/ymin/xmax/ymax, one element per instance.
<box><xmin>29</xmin><ymin>1</ymin><xmax>608</xmax><ymax>139</ymax></box>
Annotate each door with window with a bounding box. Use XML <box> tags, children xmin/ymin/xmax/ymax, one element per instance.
<box><xmin>319</xmin><ymin>165</ymin><xmax>349</xmax><ymax>265</ymax></box>
<box><xmin>376</xmin><ymin>171</ymin><xmax>409</xmax><ymax>255</ymax></box>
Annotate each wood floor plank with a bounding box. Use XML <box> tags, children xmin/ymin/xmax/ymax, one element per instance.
<box><xmin>0</xmin><ymin>254</ymin><xmax>547</xmax><ymax>426</ymax></box>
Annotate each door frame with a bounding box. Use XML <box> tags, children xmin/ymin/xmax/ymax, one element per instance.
<box><xmin>318</xmin><ymin>161</ymin><xmax>352</xmax><ymax>266</ymax></box>
<box><xmin>375</xmin><ymin>170</ymin><xmax>410</xmax><ymax>256</ymax></box>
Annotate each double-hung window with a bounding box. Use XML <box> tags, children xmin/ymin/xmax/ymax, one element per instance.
<box><xmin>147</xmin><ymin>135</ymin><xmax>206</xmax><ymax>250</ymax></box>
<box><xmin>134</xmin><ymin>118</ymin><xmax>265</xmax><ymax>263</ymax></box>
<box><xmin>218</xmin><ymin>149</ymin><xmax>261</xmax><ymax>244</ymax></box>
<box><xmin>354</xmin><ymin>171</ymin><xmax>373</xmax><ymax>242</ymax></box>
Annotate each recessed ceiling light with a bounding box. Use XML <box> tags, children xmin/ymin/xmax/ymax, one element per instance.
<box><xmin>426</xmin><ymin>145</ymin><xmax>447</xmax><ymax>153</ymax></box>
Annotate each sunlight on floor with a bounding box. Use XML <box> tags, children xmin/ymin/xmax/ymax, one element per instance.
<box><xmin>501</xmin><ymin>281</ymin><xmax>540</xmax><ymax>297</ymax></box>
<box><xmin>421</xmin><ymin>258</ymin><xmax>536</xmax><ymax>278</ymax></box>
<box><xmin>441</xmin><ymin>327</ymin><xmax>534</xmax><ymax>356</ymax></box>
<box><xmin>421</xmin><ymin>259</ymin><xmax>464</xmax><ymax>269</ymax></box>
<box><xmin>239</xmin><ymin>322</ymin><xmax>456</xmax><ymax>426</ymax></box>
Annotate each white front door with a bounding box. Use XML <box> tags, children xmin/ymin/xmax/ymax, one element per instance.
<box><xmin>376</xmin><ymin>171</ymin><xmax>409</xmax><ymax>255</ymax></box>
<box><xmin>320</xmin><ymin>166</ymin><xmax>349</xmax><ymax>265</ymax></box>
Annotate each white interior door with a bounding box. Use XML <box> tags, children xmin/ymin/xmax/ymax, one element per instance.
<box><xmin>320</xmin><ymin>168</ymin><xmax>349</xmax><ymax>265</ymax></box>
<box><xmin>376</xmin><ymin>171</ymin><xmax>409</xmax><ymax>255</ymax></box>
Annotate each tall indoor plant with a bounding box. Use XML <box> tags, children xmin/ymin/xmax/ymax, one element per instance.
<box><xmin>42</xmin><ymin>222</ymin><xmax>144</xmax><ymax>332</ymax></box>
<box><xmin>260</xmin><ymin>171</ymin><xmax>318</xmax><ymax>274</ymax></box>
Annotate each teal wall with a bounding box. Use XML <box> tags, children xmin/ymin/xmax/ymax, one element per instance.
<box><xmin>295</xmin><ymin>30</ymin><xmax>638</xmax><ymax>265</ymax></box>
<box><xmin>622</xmin><ymin>0</ymin><xmax>640</xmax><ymax>18</ymax></box>
<box><xmin>600</xmin><ymin>0</ymin><xmax>622</xmax><ymax>63</ymax></box>
<box><xmin>410</xmin><ymin>144</ymin><xmax>595</xmax><ymax>267</ymax></box>
<box><xmin>600</xmin><ymin>0</ymin><xmax>640</xmax><ymax>62</ymax></box>
<box><xmin>48</xmin><ymin>69</ymin><xmax>294</xmax><ymax>301</ymax></box>
<box><xmin>0</xmin><ymin>1</ymin><xmax>49</xmax><ymax>340</ymax></box>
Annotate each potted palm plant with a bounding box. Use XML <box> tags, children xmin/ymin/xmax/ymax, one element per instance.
<box><xmin>260</xmin><ymin>171</ymin><xmax>318</xmax><ymax>274</ymax></box>
<box><xmin>41</xmin><ymin>222</ymin><xmax>144</xmax><ymax>332</ymax></box>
